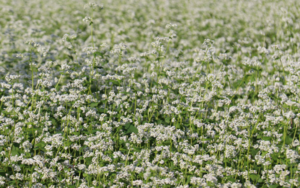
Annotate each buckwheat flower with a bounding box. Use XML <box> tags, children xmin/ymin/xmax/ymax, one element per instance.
<box><xmin>0</xmin><ymin>176</ymin><xmax>5</xmax><ymax>186</ymax></box>
<box><xmin>176</xmin><ymin>186</ymin><xmax>189</xmax><ymax>188</ymax></box>
<box><xmin>284</xmin><ymin>110</ymin><xmax>295</xmax><ymax>119</ymax></box>
<box><xmin>231</xmin><ymin>183</ymin><xmax>242</xmax><ymax>188</ymax></box>
<box><xmin>9</xmin><ymin>174</ymin><xmax>15</xmax><ymax>180</ymax></box>
<box><xmin>22</xmin><ymin>140</ymin><xmax>32</xmax><ymax>153</ymax></box>
<box><xmin>286</xmin><ymin>149</ymin><xmax>299</xmax><ymax>163</ymax></box>
<box><xmin>83</xmin><ymin>16</ymin><xmax>92</xmax><ymax>24</ymax></box>
<box><xmin>263</xmin><ymin>161</ymin><xmax>271</xmax><ymax>166</ymax></box>
<box><xmin>274</xmin><ymin>164</ymin><xmax>287</xmax><ymax>174</ymax></box>
<box><xmin>78</xmin><ymin>182</ymin><xmax>89</xmax><ymax>188</ymax></box>
<box><xmin>15</xmin><ymin>173</ymin><xmax>24</xmax><ymax>180</ymax></box>
<box><xmin>44</xmin><ymin>144</ymin><xmax>53</xmax><ymax>151</ymax></box>
<box><xmin>84</xmin><ymin>2</ymin><xmax>103</xmax><ymax>10</ymax></box>
<box><xmin>12</xmin><ymin>164</ymin><xmax>21</xmax><ymax>172</ymax></box>
<box><xmin>86</xmin><ymin>109</ymin><xmax>98</xmax><ymax>118</ymax></box>
<box><xmin>224</xmin><ymin>145</ymin><xmax>236</xmax><ymax>158</ymax></box>
<box><xmin>132</xmin><ymin>180</ymin><xmax>143</xmax><ymax>186</ymax></box>
<box><xmin>77</xmin><ymin>164</ymin><xmax>86</xmax><ymax>171</ymax></box>
<box><xmin>292</xmin><ymin>139</ymin><xmax>300</xmax><ymax>147</ymax></box>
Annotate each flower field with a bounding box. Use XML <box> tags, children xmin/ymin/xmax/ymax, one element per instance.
<box><xmin>0</xmin><ymin>0</ymin><xmax>300</xmax><ymax>187</ymax></box>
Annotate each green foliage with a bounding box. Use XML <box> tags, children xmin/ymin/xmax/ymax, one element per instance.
<box><xmin>123</xmin><ymin>123</ymin><xmax>138</xmax><ymax>135</ymax></box>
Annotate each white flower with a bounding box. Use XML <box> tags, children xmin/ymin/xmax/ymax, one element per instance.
<box><xmin>77</xmin><ymin>164</ymin><xmax>86</xmax><ymax>171</ymax></box>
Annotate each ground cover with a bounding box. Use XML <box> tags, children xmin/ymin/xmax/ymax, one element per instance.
<box><xmin>0</xmin><ymin>0</ymin><xmax>300</xmax><ymax>187</ymax></box>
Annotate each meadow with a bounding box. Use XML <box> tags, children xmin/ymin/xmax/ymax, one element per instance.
<box><xmin>0</xmin><ymin>0</ymin><xmax>300</xmax><ymax>187</ymax></box>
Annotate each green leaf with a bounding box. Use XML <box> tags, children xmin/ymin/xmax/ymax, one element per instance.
<box><xmin>65</xmin><ymin>140</ymin><xmax>72</xmax><ymax>147</ymax></box>
<box><xmin>98</xmin><ymin>108</ymin><xmax>107</xmax><ymax>113</ymax></box>
<box><xmin>257</xmin><ymin>135</ymin><xmax>262</xmax><ymax>139</ymax></box>
<box><xmin>11</xmin><ymin>147</ymin><xmax>20</xmax><ymax>156</ymax></box>
<box><xmin>262</xmin><ymin>151</ymin><xmax>268</xmax><ymax>157</ymax></box>
<box><xmin>50</xmin><ymin>118</ymin><xmax>58</xmax><ymax>126</ymax></box>
<box><xmin>250</xmin><ymin>174</ymin><xmax>259</xmax><ymax>181</ymax></box>
<box><xmin>25</xmin><ymin>153</ymin><xmax>32</xmax><ymax>158</ymax></box>
<box><xmin>269</xmin><ymin>185</ymin><xmax>278</xmax><ymax>188</ymax></box>
<box><xmin>250</xmin><ymin>149</ymin><xmax>258</xmax><ymax>156</ymax></box>
<box><xmin>226</xmin><ymin>177</ymin><xmax>236</xmax><ymax>182</ymax></box>
<box><xmin>258</xmin><ymin>178</ymin><xmax>264</xmax><ymax>183</ymax></box>
<box><xmin>132</xmin><ymin>146</ymin><xmax>142</xmax><ymax>152</ymax></box>
<box><xmin>124</xmin><ymin>123</ymin><xmax>131</xmax><ymax>130</ymax></box>
<box><xmin>262</xmin><ymin>136</ymin><xmax>272</xmax><ymax>141</ymax></box>
<box><xmin>35</xmin><ymin>141</ymin><xmax>46</xmax><ymax>148</ymax></box>
<box><xmin>34</xmin><ymin>141</ymin><xmax>46</xmax><ymax>151</ymax></box>
<box><xmin>90</xmin><ymin>102</ymin><xmax>98</xmax><ymax>107</ymax></box>
<box><xmin>93</xmin><ymin>51</ymin><xmax>103</xmax><ymax>56</ymax></box>
<box><xmin>0</xmin><ymin>170</ymin><xmax>6</xmax><ymax>176</ymax></box>
<box><xmin>72</xmin><ymin>131</ymin><xmax>80</xmax><ymax>136</ymax></box>
<box><xmin>271</xmin><ymin>153</ymin><xmax>278</xmax><ymax>161</ymax></box>
<box><xmin>119</xmin><ymin>148</ymin><xmax>127</xmax><ymax>152</ymax></box>
<box><xmin>85</xmin><ymin>157</ymin><xmax>92</xmax><ymax>166</ymax></box>
<box><xmin>285</xmin><ymin>136</ymin><xmax>293</xmax><ymax>145</ymax></box>
<box><xmin>165</xmin><ymin>117</ymin><xmax>170</xmax><ymax>123</ymax></box>
<box><xmin>125</xmin><ymin>125</ymin><xmax>138</xmax><ymax>135</ymax></box>
<box><xmin>186</xmin><ymin>174</ymin><xmax>192</xmax><ymax>184</ymax></box>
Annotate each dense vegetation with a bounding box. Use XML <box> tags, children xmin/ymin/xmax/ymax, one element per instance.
<box><xmin>0</xmin><ymin>0</ymin><xmax>300</xmax><ymax>187</ymax></box>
